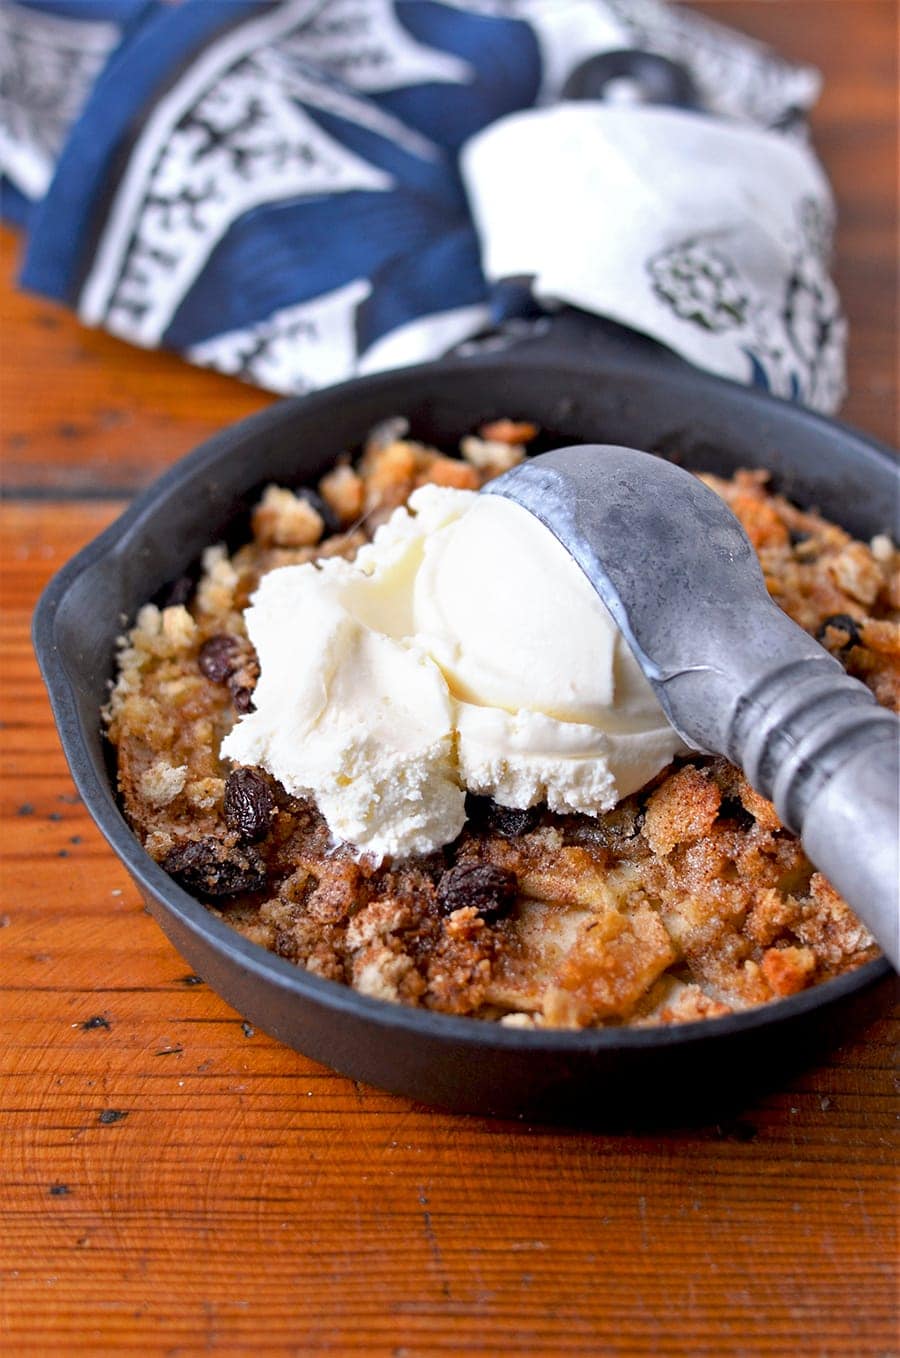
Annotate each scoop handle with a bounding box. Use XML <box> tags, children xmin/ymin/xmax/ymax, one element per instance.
<box><xmin>718</xmin><ymin>633</ymin><xmax>900</xmax><ymax>971</ymax></box>
<box><xmin>800</xmin><ymin>737</ymin><xmax>899</xmax><ymax>969</ymax></box>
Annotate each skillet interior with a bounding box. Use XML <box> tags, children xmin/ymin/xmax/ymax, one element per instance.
<box><xmin>34</xmin><ymin>327</ymin><xmax>898</xmax><ymax>1120</ymax></box>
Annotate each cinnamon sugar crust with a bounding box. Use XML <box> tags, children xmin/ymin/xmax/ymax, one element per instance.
<box><xmin>105</xmin><ymin>427</ymin><xmax>897</xmax><ymax>1029</ymax></box>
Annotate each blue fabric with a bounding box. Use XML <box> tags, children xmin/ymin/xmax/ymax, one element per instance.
<box><xmin>0</xmin><ymin>180</ymin><xmax>32</xmax><ymax>227</ymax></box>
<box><xmin>0</xmin><ymin>0</ymin><xmax>157</xmax><ymax>227</ymax></box>
<box><xmin>1</xmin><ymin>0</ymin><xmax>834</xmax><ymax>400</ymax></box>
<box><xmin>19</xmin><ymin>0</ymin><xmax>267</xmax><ymax>298</ymax></box>
<box><xmin>15</xmin><ymin>0</ymin><xmax>148</xmax><ymax>18</ymax></box>
<box><xmin>381</xmin><ymin>2</ymin><xmax>542</xmax><ymax>150</ymax></box>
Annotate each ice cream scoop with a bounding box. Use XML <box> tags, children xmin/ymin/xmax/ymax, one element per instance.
<box><xmin>487</xmin><ymin>445</ymin><xmax>900</xmax><ymax>970</ymax></box>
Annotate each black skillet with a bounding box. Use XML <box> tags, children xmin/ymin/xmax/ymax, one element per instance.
<box><xmin>33</xmin><ymin>304</ymin><xmax>899</xmax><ymax>1121</ymax></box>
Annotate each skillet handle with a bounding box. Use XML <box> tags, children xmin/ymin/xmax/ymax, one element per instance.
<box><xmin>451</xmin><ymin>305</ymin><xmax>691</xmax><ymax>376</ymax></box>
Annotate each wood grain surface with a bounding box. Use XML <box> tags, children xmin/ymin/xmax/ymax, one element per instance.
<box><xmin>1</xmin><ymin>4</ymin><xmax>897</xmax><ymax>1355</ymax></box>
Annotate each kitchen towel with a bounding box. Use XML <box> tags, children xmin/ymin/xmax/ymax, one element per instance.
<box><xmin>0</xmin><ymin>0</ymin><xmax>845</xmax><ymax>410</ymax></box>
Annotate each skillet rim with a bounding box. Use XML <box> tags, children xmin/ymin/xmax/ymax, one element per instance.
<box><xmin>33</xmin><ymin>344</ymin><xmax>897</xmax><ymax>1057</ymax></box>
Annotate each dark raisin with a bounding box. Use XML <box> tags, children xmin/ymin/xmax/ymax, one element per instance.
<box><xmin>565</xmin><ymin>800</ymin><xmax>645</xmax><ymax>849</ymax></box>
<box><xmin>718</xmin><ymin>797</ymin><xmax>756</xmax><ymax>833</ymax></box>
<box><xmin>198</xmin><ymin>634</ymin><xmax>240</xmax><ymax>683</ymax></box>
<box><xmin>436</xmin><ymin>863</ymin><xmax>518</xmax><ymax>920</ymax></box>
<box><xmin>491</xmin><ymin>804</ymin><xmax>542</xmax><ymax>837</ymax></box>
<box><xmin>788</xmin><ymin>528</ymin><xmax>810</xmax><ymax>548</ymax></box>
<box><xmin>297</xmin><ymin>486</ymin><xmax>340</xmax><ymax>538</ymax></box>
<box><xmin>417</xmin><ymin>850</ymin><xmax>452</xmax><ymax>883</ymax></box>
<box><xmin>273</xmin><ymin>927</ymin><xmax>298</xmax><ymax>961</ymax></box>
<box><xmin>158</xmin><ymin>573</ymin><xmax>195</xmax><ymax>608</ymax></box>
<box><xmin>230</xmin><ymin>684</ymin><xmax>254</xmax><ymax>714</ymax></box>
<box><xmin>463</xmin><ymin>793</ymin><xmax>490</xmax><ymax>828</ymax></box>
<box><xmin>224</xmin><ymin>767</ymin><xmax>275</xmax><ymax>841</ymax></box>
<box><xmin>464</xmin><ymin>793</ymin><xmax>542</xmax><ymax>838</ymax></box>
<box><xmin>815</xmin><ymin>613</ymin><xmax>862</xmax><ymax>651</ymax></box>
<box><xmin>162</xmin><ymin>838</ymin><xmax>266</xmax><ymax>897</ymax></box>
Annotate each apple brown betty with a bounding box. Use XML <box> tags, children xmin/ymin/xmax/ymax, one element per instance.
<box><xmin>105</xmin><ymin>421</ymin><xmax>898</xmax><ymax>1028</ymax></box>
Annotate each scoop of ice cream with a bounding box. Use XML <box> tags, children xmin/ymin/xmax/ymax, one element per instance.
<box><xmin>414</xmin><ymin>490</ymin><xmax>689</xmax><ymax>814</ymax></box>
<box><xmin>221</xmin><ymin>483</ymin><xmax>686</xmax><ymax>860</ymax></box>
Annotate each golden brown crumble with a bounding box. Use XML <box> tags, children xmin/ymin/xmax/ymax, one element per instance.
<box><xmin>105</xmin><ymin>422</ymin><xmax>897</xmax><ymax>1029</ymax></box>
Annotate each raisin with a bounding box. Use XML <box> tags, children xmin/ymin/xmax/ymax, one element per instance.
<box><xmin>718</xmin><ymin>797</ymin><xmax>756</xmax><ymax>833</ymax></box>
<box><xmin>158</xmin><ymin>573</ymin><xmax>194</xmax><ymax>608</ymax></box>
<box><xmin>198</xmin><ymin>635</ymin><xmax>240</xmax><ymax>683</ymax></box>
<box><xmin>436</xmin><ymin>863</ymin><xmax>518</xmax><ymax>920</ymax></box>
<box><xmin>224</xmin><ymin>767</ymin><xmax>275</xmax><ymax>841</ymax></box>
<box><xmin>416</xmin><ymin>851</ymin><xmax>451</xmax><ymax>883</ymax></box>
<box><xmin>464</xmin><ymin>793</ymin><xmax>541</xmax><ymax>838</ymax></box>
<box><xmin>162</xmin><ymin>839</ymin><xmax>266</xmax><ymax>897</ymax></box>
<box><xmin>297</xmin><ymin>486</ymin><xmax>340</xmax><ymax>538</ymax></box>
<box><xmin>491</xmin><ymin>805</ymin><xmax>541</xmax><ymax>837</ymax></box>
<box><xmin>230</xmin><ymin>684</ymin><xmax>254</xmax><ymax>714</ymax></box>
<box><xmin>788</xmin><ymin>528</ymin><xmax>811</xmax><ymax>548</ymax></box>
<box><xmin>273</xmin><ymin>927</ymin><xmax>298</xmax><ymax>961</ymax></box>
<box><xmin>816</xmin><ymin>613</ymin><xmax>862</xmax><ymax>651</ymax></box>
<box><xmin>563</xmin><ymin>800</ymin><xmax>644</xmax><ymax>850</ymax></box>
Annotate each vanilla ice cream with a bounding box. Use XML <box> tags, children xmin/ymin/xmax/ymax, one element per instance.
<box><xmin>221</xmin><ymin>484</ymin><xmax>686</xmax><ymax>860</ymax></box>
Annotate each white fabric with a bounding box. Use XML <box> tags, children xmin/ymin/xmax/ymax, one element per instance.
<box><xmin>462</xmin><ymin>103</ymin><xmax>845</xmax><ymax>411</ymax></box>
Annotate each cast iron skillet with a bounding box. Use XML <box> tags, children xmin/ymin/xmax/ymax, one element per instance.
<box><xmin>34</xmin><ymin>311</ymin><xmax>899</xmax><ymax>1121</ymax></box>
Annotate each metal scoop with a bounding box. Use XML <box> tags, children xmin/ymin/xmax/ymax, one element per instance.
<box><xmin>486</xmin><ymin>445</ymin><xmax>899</xmax><ymax>970</ymax></box>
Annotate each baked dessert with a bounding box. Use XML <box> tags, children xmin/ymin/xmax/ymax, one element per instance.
<box><xmin>105</xmin><ymin>422</ymin><xmax>898</xmax><ymax>1028</ymax></box>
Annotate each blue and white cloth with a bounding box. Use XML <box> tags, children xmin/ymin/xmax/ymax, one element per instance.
<box><xmin>0</xmin><ymin>0</ymin><xmax>846</xmax><ymax>410</ymax></box>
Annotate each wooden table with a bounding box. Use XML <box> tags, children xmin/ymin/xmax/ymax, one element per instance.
<box><xmin>2</xmin><ymin>5</ymin><xmax>897</xmax><ymax>1353</ymax></box>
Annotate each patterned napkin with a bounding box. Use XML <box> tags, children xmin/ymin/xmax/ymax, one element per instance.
<box><xmin>1</xmin><ymin>0</ymin><xmax>845</xmax><ymax>410</ymax></box>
